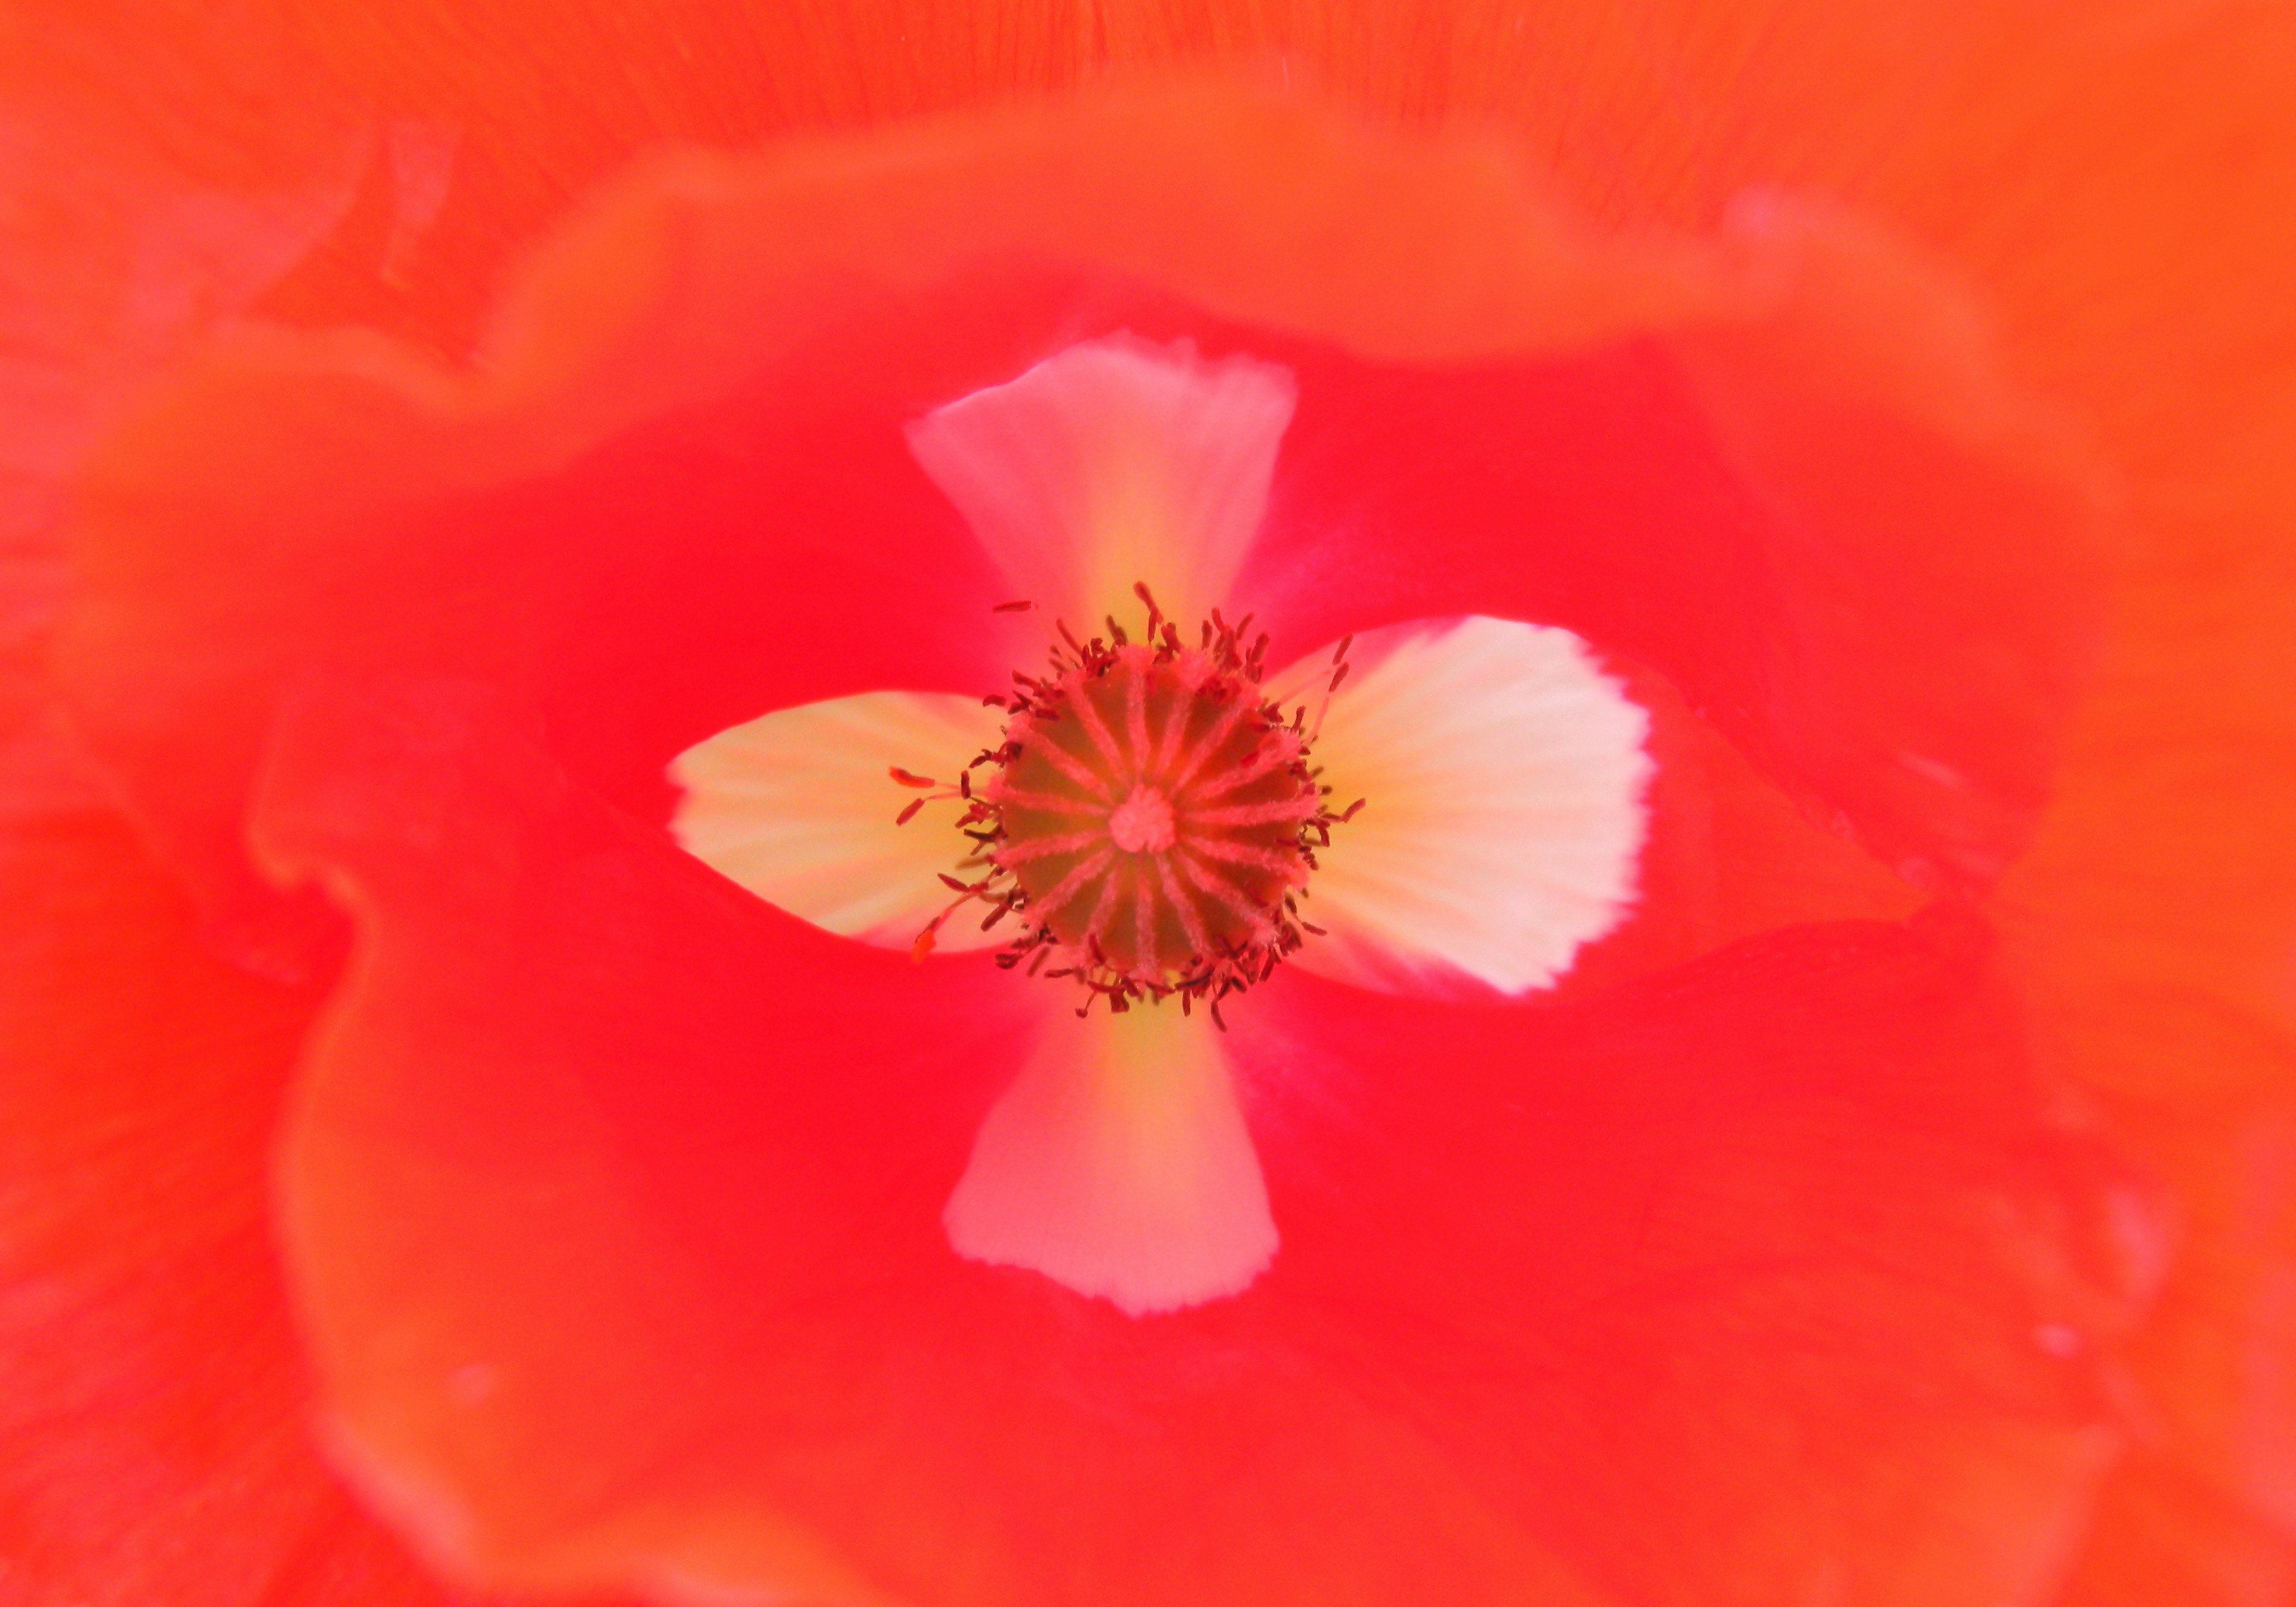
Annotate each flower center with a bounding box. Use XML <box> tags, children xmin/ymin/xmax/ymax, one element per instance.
<box><xmin>1107</xmin><ymin>786</ymin><xmax>1178</xmax><ymax>854</ymax></box>
<box><xmin>905</xmin><ymin>586</ymin><xmax>1360</xmax><ymax>1023</ymax></box>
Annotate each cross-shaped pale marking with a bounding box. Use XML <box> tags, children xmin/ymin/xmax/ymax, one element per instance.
<box><xmin>672</xmin><ymin>337</ymin><xmax>1650</xmax><ymax>1313</ymax></box>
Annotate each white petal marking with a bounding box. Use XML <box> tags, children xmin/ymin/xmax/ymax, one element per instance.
<box><xmin>668</xmin><ymin>691</ymin><xmax>1006</xmax><ymax>952</ymax></box>
<box><xmin>1269</xmin><ymin>616</ymin><xmax>1652</xmax><ymax>996</ymax></box>
<box><xmin>944</xmin><ymin>1003</ymin><xmax>1277</xmax><ymax>1316</ymax></box>
<box><xmin>905</xmin><ymin>335</ymin><xmax>1296</xmax><ymax>628</ymax></box>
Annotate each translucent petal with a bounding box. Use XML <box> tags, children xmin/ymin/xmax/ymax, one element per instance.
<box><xmin>670</xmin><ymin>691</ymin><xmax>1007</xmax><ymax>952</ymax></box>
<box><xmin>944</xmin><ymin>1001</ymin><xmax>1276</xmax><ymax>1316</ymax></box>
<box><xmin>906</xmin><ymin>334</ymin><xmax>1294</xmax><ymax>628</ymax></box>
<box><xmin>1270</xmin><ymin>615</ymin><xmax>1652</xmax><ymax>996</ymax></box>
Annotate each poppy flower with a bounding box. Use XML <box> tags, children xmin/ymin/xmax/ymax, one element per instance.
<box><xmin>10</xmin><ymin>5</ymin><xmax>2296</xmax><ymax>1607</ymax></box>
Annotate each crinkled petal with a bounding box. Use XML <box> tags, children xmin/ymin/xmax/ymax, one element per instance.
<box><xmin>1995</xmin><ymin>236</ymin><xmax>2296</xmax><ymax>1566</ymax></box>
<box><xmin>1558</xmin><ymin>653</ymin><xmax>1927</xmax><ymax>998</ymax></box>
<box><xmin>53</xmin><ymin>85</ymin><xmax>1769</xmax><ymax>969</ymax></box>
<box><xmin>1228</xmin><ymin>915</ymin><xmax>2157</xmax><ymax>1607</ymax></box>
<box><xmin>0</xmin><ymin>7</ymin><xmax>368</xmax><ymax>493</ymax></box>
<box><xmin>1233</xmin><ymin>266</ymin><xmax>2098</xmax><ymax>899</ymax></box>
<box><xmin>0</xmin><ymin>5</ymin><xmax>370</xmax><ymax>832</ymax></box>
<box><xmin>0</xmin><ymin>808</ymin><xmax>479</xmax><ymax>1606</ymax></box>
<box><xmin>671</xmin><ymin>690</ymin><xmax>1007</xmax><ymax>953</ymax></box>
<box><xmin>60</xmin><ymin>87</ymin><xmax>2094</xmax><ymax>992</ymax></box>
<box><xmin>254</xmin><ymin>674</ymin><xmax>2157</xmax><ymax>1607</ymax></box>
<box><xmin>249</xmin><ymin>674</ymin><xmax>1612</xmax><ymax>1605</ymax></box>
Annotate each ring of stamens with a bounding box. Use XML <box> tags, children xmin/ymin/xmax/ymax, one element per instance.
<box><xmin>899</xmin><ymin>585</ymin><xmax>1362</xmax><ymax>1026</ymax></box>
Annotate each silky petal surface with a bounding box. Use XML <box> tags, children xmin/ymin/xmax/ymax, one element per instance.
<box><xmin>248</xmin><ymin>676</ymin><xmax>1617</xmax><ymax>1606</ymax></box>
<box><xmin>0</xmin><ymin>807</ymin><xmax>508</xmax><ymax>1607</ymax></box>
<box><xmin>908</xmin><ymin>334</ymin><xmax>1295</xmax><ymax>628</ymax></box>
<box><xmin>48</xmin><ymin>77</ymin><xmax>2001</xmax><ymax>1042</ymax></box>
<box><xmin>1554</xmin><ymin>655</ymin><xmax>1924</xmax><ymax>1000</ymax></box>
<box><xmin>945</xmin><ymin>1001</ymin><xmax>1277</xmax><ymax>1316</ymax></box>
<box><xmin>61</xmin><ymin>85</ymin><xmax>2023</xmax><ymax>963</ymax></box>
<box><xmin>1270</xmin><ymin>616</ymin><xmax>1650</xmax><ymax>996</ymax></box>
<box><xmin>670</xmin><ymin>691</ymin><xmax>1006</xmax><ymax>953</ymax></box>
<box><xmin>249</xmin><ymin>672</ymin><xmax>2151</xmax><ymax>1607</ymax></box>
<box><xmin>1233</xmin><ymin>311</ymin><xmax>2097</xmax><ymax>898</ymax></box>
<box><xmin>0</xmin><ymin>5</ymin><xmax>369</xmax><ymax>827</ymax></box>
<box><xmin>1227</xmin><ymin>917</ymin><xmax>2153</xmax><ymax>1607</ymax></box>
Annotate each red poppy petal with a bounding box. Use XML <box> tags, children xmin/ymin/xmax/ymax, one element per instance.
<box><xmin>2056</xmin><ymin>1444</ymin><xmax>2296</xmax><ymax>1607</ymax></box>
<box><xmin>2000</xmin><ymin>362</ymin><xmax>2296</xmax><ymax>1548</ymax></box>
<box><xmin>1560</xmin><ymin>655</ymin><xmax>1925</xmax><ymax>999</ymax></box>
<box><xmin>56</xmin><ymin>285</ymin><xmax>1026</xmax><ymax>974</ymax></box>
<box><xmin>1235</xmin><ymin>196</ymin><xmax>2100</xmax><ymax>896</ymax></box>
<box><xmin>0</xmin><ymin>4</ymin><xmax>367</xmax><ymax>499</ymax></box>
<box><xmin>1229</xmin><ymin>912</ymin><xmax>2158</xmax><ymax>1607</ymax></box>
<box><xmin>61</xmin><ymin>87</ymin><xmax>2089</xmax><ymax>991</ymax></box>
<box><xmin>56</xmin><ymin>88</ymin><xmax>1699</xmax><ymax>957</ymax></box>
<box><xmin>0</xmin><ymin>808</ymin><xmax>491</xmax><ymax>1606</ymax></box>
<box><xmin>0</xmin><ymin>6</ymin><xmax>369</xmax><ymax>830</ymax></box>
<box><xmin>252</xmin><ymin>676</ymin><xmax>1656</xmax><ymax>1604</ymax></box>
<box><xmin>255</xmin><ymin>670</ymin><xmax>2157</xmax><ymax>1605</ymax></box>
<box><xmin>246</xmin><ymin>676</ymin><xmax>1033</xmax><ymax>1591</ymax></box>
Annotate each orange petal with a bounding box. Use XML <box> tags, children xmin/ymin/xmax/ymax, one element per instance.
<box><xmin>0</xmin><ymin>809</ymin><xmax>468</xmax><ymax>1606</ymax></box>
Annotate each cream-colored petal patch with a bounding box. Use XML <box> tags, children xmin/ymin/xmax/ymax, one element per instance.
<box><xmin>669</xmin><ymin>691</ymin><xmax>1006</xmax><ymax>952</ymax></box>
<box><xmin>944</xmin><ymin>1001</ymin><xmax>1276</xmax><ymax>1316</ymax></box>
<box><xmin>905</xmin><ymin>334</ymin><xmax>1296</xmax><ymax>628</ymax></box>
<box><xmin>1271</xmin><ymin>616</ymin><xmax>1652</xmax><ymax>997</ymax></box>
